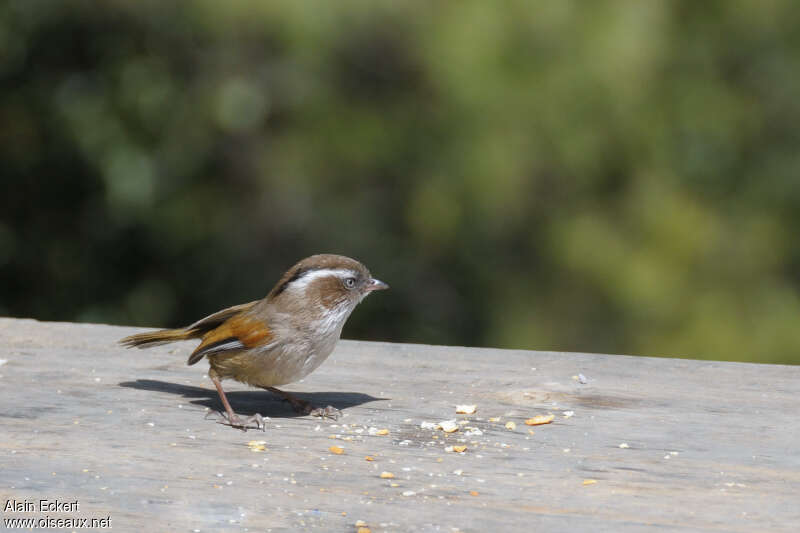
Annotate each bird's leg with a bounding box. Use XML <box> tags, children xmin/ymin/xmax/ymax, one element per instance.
<box><xmin>264</xmin><ymin>386</ymin><xmax>340</xmax><ymax>419</ymax></box>
<box><xmin>209</xmin><ymin>373</ymin><xmax>265</xmax><ymax>431</ymax></box>
<box><xmin>264</xmin><ymin>386</ymin><xmax>311</xmax><ymax>413</ymax></box>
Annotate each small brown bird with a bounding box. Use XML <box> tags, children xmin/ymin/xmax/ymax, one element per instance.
<box><xmin>120</xmin><ymin>254</ymin><xmax>388</xmax><ymax>430</ymax></box>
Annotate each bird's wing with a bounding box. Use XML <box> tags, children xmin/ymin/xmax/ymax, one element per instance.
<box><xmin>120</xmin><ymin>300</ymin><xmax>261</xmax><ymax>349</ymax></box>
<box><xmin>186</xmin><ymin>300</ymin><xmax>260</xmax><ymax>332</ymax></box>
<box><xmin>187</xmin><ymin>312</ymin><xmax>275</xmax><ymax>365</ymax></box>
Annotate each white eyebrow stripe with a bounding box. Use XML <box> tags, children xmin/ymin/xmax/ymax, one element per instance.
<box><xmin>289</xmin><ymin>268</ymin><xmax>356</xmax><ymax>291</ymax></box>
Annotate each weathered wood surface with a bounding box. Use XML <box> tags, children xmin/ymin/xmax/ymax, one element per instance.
<box><xmin>1</xmin><ymin>318</ymin><xmax>798</xmax><ymax>532</ymax></box>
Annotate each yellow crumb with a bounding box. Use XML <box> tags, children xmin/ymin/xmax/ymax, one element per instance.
<box><xmin>525</xmin><ymin>414</ymin><xmax>555</xmax><ymax>426</ymax></box>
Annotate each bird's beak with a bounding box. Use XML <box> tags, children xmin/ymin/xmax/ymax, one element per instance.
<box><xmin>365</xmin><ymin>278</ymin><xmax>389</xmax><ymax>292</ymax></box>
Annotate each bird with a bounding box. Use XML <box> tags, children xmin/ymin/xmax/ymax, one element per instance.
<box><xmin>120</xmin><ymin>254</ymin><xmax>389</xmax><ymax>430</ymax></box>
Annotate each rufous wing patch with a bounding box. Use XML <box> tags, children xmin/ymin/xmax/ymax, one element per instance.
<box><xmin>229</xmin><ymin>315</ymin><xmax>274</xmax><ymax>348</ymax></box>
<box><xmin>188</xmin><ymin>315</ymin><xmax>273</xmax><ymax>365</ymax></box>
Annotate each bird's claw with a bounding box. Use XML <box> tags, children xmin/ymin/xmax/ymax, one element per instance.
<box><xmin>308</xmin><ymin>405</ymin><xmax>340</xmax><ymax>420</ymax></box>
<box><xmin>207</xmin><ymin>410</ymin><xmax>266</xmax><ymax>431</ymax></box>
<box><xmin>266</xmin><ymin>387</ymin><xmax>342</xmax><ymax>420</ymax></box>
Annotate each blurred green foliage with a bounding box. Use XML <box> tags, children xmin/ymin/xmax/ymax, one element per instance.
<box><xmin>1</xmin><ymin>0</ymin><xmax>799</xmax><ymax>364</ymax></box>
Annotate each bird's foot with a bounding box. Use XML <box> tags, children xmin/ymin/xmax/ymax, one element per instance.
<box><xmin>266</xmin><ymin>387</ymin><xmax>341</xmax><ymax>420</ymax></box>
<box><xmin>308</xmin><ymin>405</ymin><xmax>341</xmax><ymax>420</ymax></box>
<box><xmin>284</xmin><ymin>397</ymin><xmax>340</xmax><ymax>419</ymax></box>
<box><xmin>206</xmin><ymin>410</ymin><xmax>266</xmax><ymax>431</ymax></box>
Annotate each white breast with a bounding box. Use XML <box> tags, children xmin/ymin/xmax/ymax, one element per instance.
<box><xmin>253</xmin><ymin>302</ymin><xmax>355</xmax><ymax>386</ymax></box>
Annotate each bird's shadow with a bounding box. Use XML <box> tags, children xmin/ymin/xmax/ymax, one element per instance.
<box><xmin>118</xmin><ymin>379</ymin><xmax>386</xmax><ymax>418</ymax></box>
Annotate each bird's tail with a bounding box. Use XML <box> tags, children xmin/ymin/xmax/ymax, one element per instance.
<box><xmin>119</xmin><ymin>328</ymin><xmax>200</xmax><ymax>349</ymax></box>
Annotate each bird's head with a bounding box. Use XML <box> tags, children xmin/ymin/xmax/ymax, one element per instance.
<box><xmin>268</xmin><ymin>254</ymin><xmax>389</xmax><ymax>323</ymax></box>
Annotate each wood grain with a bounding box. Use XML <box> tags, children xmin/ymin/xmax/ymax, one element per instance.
<box><xmin>0</xmin><ymin>318</ymin><xmax>798</xmax><ymax>532</ymax></box>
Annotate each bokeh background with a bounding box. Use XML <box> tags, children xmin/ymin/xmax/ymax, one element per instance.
<box><xmin>1</xmin><ymin>0</ymin><xmax>799</xmax><ymax>364</ymax></box>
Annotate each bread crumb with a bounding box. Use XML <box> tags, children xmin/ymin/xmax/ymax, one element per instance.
<box><xmin>525</xmin><ymin>414</ymin><xmax>554</xmax><ymax>426</ymax></box>
<box><xmin>247</xmin><ymin>440</ymin><xmax>267</xmax><ymax>452</ymax></box>
<box><xmin>438</xmin><ymin>420</ymin><xmax>459</xmax><ymax>433</ymax></box>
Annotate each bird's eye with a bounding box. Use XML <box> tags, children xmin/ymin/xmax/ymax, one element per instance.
<box><xmin>344</xmin><ymin>277</ymin><xmax>357</xmax><ymax>289</ymax></box>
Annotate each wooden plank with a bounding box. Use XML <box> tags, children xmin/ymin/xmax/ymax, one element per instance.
<box><xmin>1</xmin><ymin>317</ymin><xmax>798</xmax><ymax>532</ymax></box>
